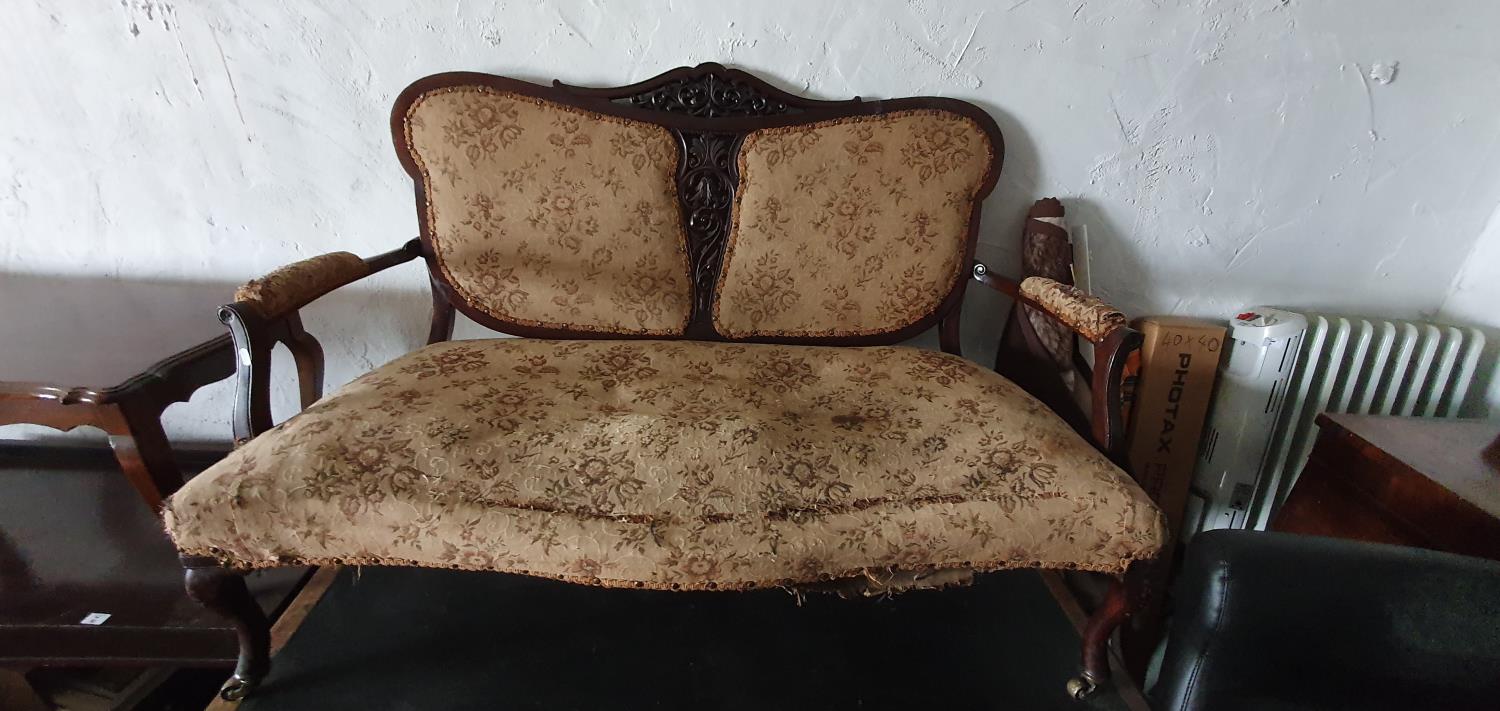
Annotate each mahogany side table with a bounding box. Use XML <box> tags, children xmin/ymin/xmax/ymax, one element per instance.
<box><xmin>0</xmin><ymin>276</ymin><xmax>236</xmax><ymax>511</ymax></box>
<box><xmin>1271</xmin><ymin>412</ymin><xmax>1500</xmax><ymax>562</ymax></box>
<box><xmin>0</xmin><ymin>277</ymin><xmax>314</xmax><ymax>699</ymax></box>
<box><xmin>0</xmin><ymin>336</ymin><xmax>233</xmax><ymax>511</ymax></box>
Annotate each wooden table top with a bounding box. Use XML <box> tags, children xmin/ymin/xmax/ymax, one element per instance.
<box><xmin>1</xmin><ymin>273</ymin><xmax>230</xmax><ymax>389</ymax></box>
<box><xmin>0</xmin><ymin>443</ymin><xmax>304</xmax><ymax>665</ymax></box>
<box><xmin>1316</xmin><ymin>412</ymin><xmax>1500</xmax><ymax>519</ymax></box>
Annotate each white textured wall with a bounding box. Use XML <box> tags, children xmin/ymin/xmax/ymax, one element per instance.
<box><xmin>5</xmin><ymin>1</ymin><xmax>1500</xmax><ymax>442</ymax></box>
<box><xmin>1440</xmin><ymin>204</ymin><xmax>1500</xmax><ymax>329</ymax></box>
<box><xmin>1439</xmin><ymin>203</ymin><xmax>1500</xmax><ymax>413</ymax></box>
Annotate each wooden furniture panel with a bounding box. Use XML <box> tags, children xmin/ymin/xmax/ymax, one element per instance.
<box><xmin>0</xmin><ymin>443</ymin><xmax>305</xmax><ymax>666</ymax></box>
<box><xmin>0</xmin><ymin>274</ymin><xmax>237</xmax><ymax>512</ymax></box>
<box><xmin>1271</xmin><ymin>413</ymin><xmax>1500</xmax><ymax>562</ymax></box>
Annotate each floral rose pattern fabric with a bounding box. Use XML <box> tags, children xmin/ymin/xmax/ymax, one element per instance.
<box><xmin>1019</xmin><ymin>277</ymin><xmax>1127</xmax><ymax>344</ymax></box>
<box><xmin>166</xmin><ymin>339</ymin><xmax>1165</xmax><ymax>590</ymax></box>
<box><xmin>404</xmin><ymin>87</ymin><xmax>693</xmax><ymax>335</ymax></box>
<box><xmin>714</xmin><ymin>110</ymin><xmax>995</xmax><ymax>338</ymax></box>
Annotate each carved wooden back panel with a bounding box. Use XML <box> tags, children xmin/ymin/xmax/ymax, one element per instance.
<box><xmin>391</xmin><ymin>64</ymin><xmax>1005</xmax><ymax>344</ymax></box>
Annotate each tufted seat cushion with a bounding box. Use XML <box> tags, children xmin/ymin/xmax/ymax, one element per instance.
<box><xmin>165</xmin><ymin>339</ymin><xmax>1164</xmax><ymax>590</ymax></box>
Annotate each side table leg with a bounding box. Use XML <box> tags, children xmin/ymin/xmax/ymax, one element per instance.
<box><xmin>184</xmin><ymin>558</ymin><xmax>271</xmax><ymax>701</ymax></box>
<box><xmin>0</xmin><ymin>669</ymin><xmax>50</xmax><ymax>711</ymax></box>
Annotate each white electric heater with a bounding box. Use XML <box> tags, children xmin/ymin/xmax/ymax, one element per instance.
<box><xmin>1183</xmin><ymin>308</ymin><xmax>1307</xmax><ymax>539</ymax></box>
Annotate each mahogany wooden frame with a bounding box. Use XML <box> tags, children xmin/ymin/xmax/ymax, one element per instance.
<box><xmin>185</xmin><ymin>64</ymin><xmax>1147</xmax><ymax>702</ymax></box>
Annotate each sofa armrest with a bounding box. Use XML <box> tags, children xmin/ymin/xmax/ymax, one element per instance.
<box><xmin>1154</xmin><ymin>530</ymin><xmax>1500</xmax><ymax>711</ymax></box>
<box><xmin>1017</xmin><ymin>277</ymin><xmax>1127</xmax><ymax>343</ymax></box>
<box><xmin>232</xmin><ymin>252</ymin><xmax>371</xmax><ymax>320</ymax></box>
<box><xmin>970</xmin><ymin>264</ymin><xmax>1127</xmax><ymax>345</ymax></box>
<box><xmin>970</xmin><ymin>264</ymin><xmax>1140</xmax><ymax>457</ymax></box>
<box><xmin>232</xmin><ymin>240</ymin><xmax>423</xmax><ymax>319</ymax></box>
<box><xmin>221</xmin><ymin>240</ymin><xmax>422</xmax><ymax>442</ymax></box>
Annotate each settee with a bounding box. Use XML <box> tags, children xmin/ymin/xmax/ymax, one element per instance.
<box><xmin>164</xmin><ymin>64</ymin><xmax>1165</xmax><ymax>702</ymax></box>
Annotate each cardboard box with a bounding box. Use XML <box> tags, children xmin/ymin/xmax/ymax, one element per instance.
<box><xmin>1124</xmin><ymin>317</ymin><xmax>1226</xmax><ymax>536</ymax></box>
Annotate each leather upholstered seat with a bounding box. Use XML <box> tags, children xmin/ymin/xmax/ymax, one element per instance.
<box><xmin>166</xmin><ymin>338</ymin><xmax>1164</xmax><ymax>591</ymax></box>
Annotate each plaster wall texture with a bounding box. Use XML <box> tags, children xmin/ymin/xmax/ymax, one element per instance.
<box><xmin>4</xmin><ymin>0</ymin><xmax>1500</xmax><ymax>441</ymax></box>
<box><xmin>1438</xmin><ymin>203</ymin><xmax>1500</xmax><ymax>411</ymax></box>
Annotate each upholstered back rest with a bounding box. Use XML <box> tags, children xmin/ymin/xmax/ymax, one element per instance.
<box><xmin>392</xmin><ymin>67</ymin><xmax>1003</xmax><ymax>343</ymax></box>
<box><xmin>401</xmin><ymin>87</ymin><xmax>693</xmax><ymax>335</ymax></box>
<box><xmin>715</xmin><ymin>111</ymin><xmax>993</xmax><ymax>338</ymax></box>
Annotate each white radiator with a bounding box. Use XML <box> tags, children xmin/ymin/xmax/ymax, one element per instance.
<box><xmin>1187</xmin><ymin>311</ymin><xmax>1487</xmax><ymax>535</ymax></box>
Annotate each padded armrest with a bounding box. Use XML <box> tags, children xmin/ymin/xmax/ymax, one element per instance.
<box><xmin>970</xmin><ymin>263</ymin><xmax>1139</xmax><ymax>454</ymax></box>
<box><xmin>233</xmin><ymin>252</ymin><xmax>371</xmax><ymax>319</ymax></box>
<box><xmin>1154</xmin><ymin>530</ymin><xmax>1500</xmax><ymax>711</ymax></box>
<box><xmin>220</xmin><ymin>241</ymin><xmax>420</xmax><ymax>442</ymax></box>
<box><xmin>1017</xmin><ymin>277</ymin><xmax>1126</xmax><ymax>343</ymax></box>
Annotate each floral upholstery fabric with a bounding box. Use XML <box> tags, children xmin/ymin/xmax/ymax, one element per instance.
<box><xmin>403</xmin><ymin>87</ymin><xmax>693</xmax><ymax>335</ymax></box>
<box><xmin>714</xmin><ymin>110</ymin><xmax>994</xmax><ymax>338</ymax></box>
<box><xmin>234</xmin><ymin>252</ymin><xmax>369</xmax><ymax>319</ymax></box>
<box><xmin>165</xmin><ymin>339</ymin><xmax>1165</xmax><ymax>590</ymax></box>
<box><xmin>1019</xmin><ymin>277</ymin><xmax>1127</xmax><ymax>344</ymax></box>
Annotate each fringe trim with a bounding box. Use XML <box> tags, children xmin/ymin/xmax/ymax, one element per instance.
<box><xmin>172</xmin><ymin>546</ymin><xmax>1160</xmax><ymax>594</ymax></box>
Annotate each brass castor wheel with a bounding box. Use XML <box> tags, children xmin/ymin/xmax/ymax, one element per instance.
<box><xmin>1066</xmin><ymin>675</ymin><xmax>1098</xmax><ymax>701</ymax></box>
<box><xmin>219</xmin><ymin>676</ymin><xmax>258</xmax><ymax>701</ymax></box>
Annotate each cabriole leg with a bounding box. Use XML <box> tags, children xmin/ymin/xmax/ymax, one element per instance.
<box><xmin>1066</xmin><ymin>576</ymin><xmax>1130</xmax><ymax>701</ymax></box>
<box><xmin>183</xmin><ymin>556</ymin><xmax>270</xmax><ymax>701</ymax></box>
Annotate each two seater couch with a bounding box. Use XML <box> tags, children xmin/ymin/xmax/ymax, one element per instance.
<box><xmin>165</xmin><ymin>64</ymin><xmax>1165</xmax><ymax>702</ymax></box>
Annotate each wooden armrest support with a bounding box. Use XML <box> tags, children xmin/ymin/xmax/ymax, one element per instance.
<box><xmin>1088</xmin><ymin>325</ymin><xmax>1143</xmax><ymax>459</ymax></box>
<box><xmin>971</xmin><ymin>262</ymin><xmax>1141</xmax><ymax>459</ymax></box>
<box><xmin>220</xmin><ymin>239</ymin><xmax>422</xmax><ymax>443</ymax></box>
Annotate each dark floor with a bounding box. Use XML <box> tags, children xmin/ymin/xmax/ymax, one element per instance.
<box><xmin>238</xmin><ymin>566</ymin><xmax>1131</xmax><ymax>711</ymax></box>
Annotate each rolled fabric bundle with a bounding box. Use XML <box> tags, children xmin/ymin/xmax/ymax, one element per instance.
<box><xmin>1020</xmin><ymin>197</ymin><xmax>1076</xmax><ymax>371</ymax></box>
